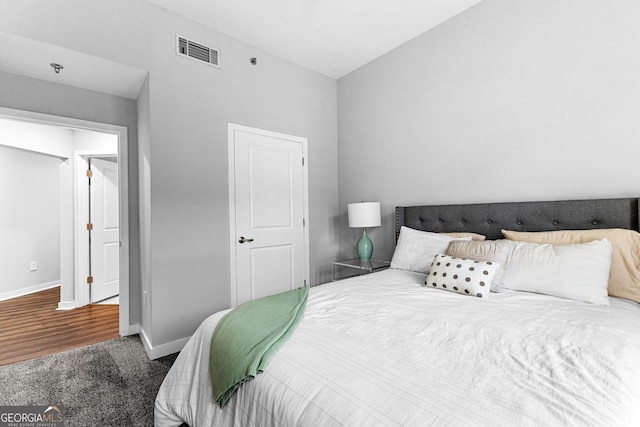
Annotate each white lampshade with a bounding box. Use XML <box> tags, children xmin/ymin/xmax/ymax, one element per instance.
<box><xmin>348</xmin><ymin>202</ymin><xmax>381</xmax><ymax>228</ymax></box>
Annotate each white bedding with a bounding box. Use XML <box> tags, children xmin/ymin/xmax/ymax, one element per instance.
<box><xmin>155</xmin><ymin>269</ymin><xmax>640</xmax><ymax>427</ymax></box>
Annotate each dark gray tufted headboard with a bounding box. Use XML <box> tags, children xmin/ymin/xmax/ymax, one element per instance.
<box><xmin>396</xmin><ymin>198</ymin><xmax>640</xmax><ymax>241</ymax></box>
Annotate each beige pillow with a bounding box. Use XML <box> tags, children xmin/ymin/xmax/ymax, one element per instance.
<box><xmin>441</xmin><ymin>232</ymin><xmax>486</xmax><ymax>241</ymax></box>
<box><xmin>446</xmin><ymin>239</ymin><xmax>515</xmax><ymax>292</ymax></box>
<box><xmin>502</xmin><ymin>229</ymin><xmax>640</xmax><ymax>303</ymax></box>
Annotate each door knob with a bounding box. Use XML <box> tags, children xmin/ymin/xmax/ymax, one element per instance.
<box><xmin>238</xmin><ymin>236</ymin><xmax>254</xmax><ymax>244</ymax></box>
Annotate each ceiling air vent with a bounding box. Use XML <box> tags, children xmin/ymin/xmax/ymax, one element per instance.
<box><xmin>176</xmin><ymin>35</ymin><xmax>220</xmax><ymax>68</ymax></box>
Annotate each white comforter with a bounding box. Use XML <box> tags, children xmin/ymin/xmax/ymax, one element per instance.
<box><xmin>155</xmin><ymin>269</ymin><xmax>640</xmax><ymax>427</ymax></box>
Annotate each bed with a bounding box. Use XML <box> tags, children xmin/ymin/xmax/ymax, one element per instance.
<box><xmin>155</xmin><ymin>197</ymin><xmax>640</xmax><ymax>427</ymax></box>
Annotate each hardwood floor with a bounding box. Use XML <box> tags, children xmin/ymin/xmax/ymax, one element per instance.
<box><xmin>0</xmin><ymin>286</ymin><xmax>119</xmax><ymax>366</ymax></box>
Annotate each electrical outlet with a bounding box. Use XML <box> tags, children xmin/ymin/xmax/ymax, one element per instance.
<box><xmin>30</xmin><ymin>261</ymin><xmax>37</xmax><ymax>271</ymax></box>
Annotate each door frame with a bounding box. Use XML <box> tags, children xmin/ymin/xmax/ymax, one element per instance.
<box><xmin>227</xmin><ymin>123</ymin><xmax>310</xmax><ymax>307</ymax></box>
<box><xmin>0</xmin><ymin>107</ymin><xmax>130</xmax><ymax>337</ymax></box>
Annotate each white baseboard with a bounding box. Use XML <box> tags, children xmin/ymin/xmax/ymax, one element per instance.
<box><xmin>57</xmin><ymin>300</ymin><xmax>76</xmax><ymax>310</ymax></box>
<box><xmin>0</xmin><ymin>281</ymin><xmax>60</xmax><ymax>302</ymax></box>
<box><xmin>140</xmin><ymin>328</ymin><xmax>190</xmax><ymax>360</ymax></box>
<box><xmin>126</xmin><ymin>322</ymin><xmax>140</xmax><ymax>336</ymax></box>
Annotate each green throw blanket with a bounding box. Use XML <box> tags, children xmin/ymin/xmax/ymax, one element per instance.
<box><xmin>209</xmin><ymin>286</ymin><xmax>309</xmax><ymax>407</ymax></box>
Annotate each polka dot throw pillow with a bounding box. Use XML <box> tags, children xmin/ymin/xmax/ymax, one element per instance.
<box><xmin>423</xmin><ymin>254</ymin><xmax>499</xmax><ymax>298</ymax></box>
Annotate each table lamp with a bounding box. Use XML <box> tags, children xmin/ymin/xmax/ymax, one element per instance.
<box><xmin>348</xmin><ymin>202</ymin><xmax>381</xmax><ymax>261</ymax></box>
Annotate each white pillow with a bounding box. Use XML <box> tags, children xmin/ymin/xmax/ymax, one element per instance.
<box><xmin>501</xmin><ymin>239</ymin><xmax>613</xmax><ymax>305</ymax></box>
<box><xmin>424</xmin><ymin>254</ymin><xmax>498</xmax><ymax>298</ymax></box>
<box><xmin>390</xmin><ymin>226</ymin><xmax>470</xmax><ymax>273</ymax></box>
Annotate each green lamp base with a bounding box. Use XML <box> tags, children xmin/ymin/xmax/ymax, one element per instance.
<box><xmin>356</xmin><ymin>228</ymin><xmax>373</xmax><ymax>261</ymax></box>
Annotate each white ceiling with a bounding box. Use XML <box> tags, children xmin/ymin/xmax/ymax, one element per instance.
<box><xmin>0</xmin><ymin>31</ymin><xmax>147</xmax><ymax>100</ymax></box>
<box><xmin>145</xmin><ymin>0</ymin><xmax>483</xmax><ymax>79</ymax></box>
<box><xmin>0</xmin><ymin>1</ymin><xmax>481</xmax><ymax>100</ymax></box>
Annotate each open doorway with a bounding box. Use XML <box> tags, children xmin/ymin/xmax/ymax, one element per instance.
<box><xmin>0</xmin><ymin>108</ymin><xmax>130</xmax><ymax>339</ymax></box>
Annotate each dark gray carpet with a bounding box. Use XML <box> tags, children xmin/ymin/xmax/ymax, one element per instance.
<box><xmin>0</xmin><ymin>335</ymin><xmax>178</xmax><ymax>427</ymax></box>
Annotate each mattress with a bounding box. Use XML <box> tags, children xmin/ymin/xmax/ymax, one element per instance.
<box><xmin>155</xmin><ymin>269</ymin><xmax>640</xmax><ymax>426</ymax></box>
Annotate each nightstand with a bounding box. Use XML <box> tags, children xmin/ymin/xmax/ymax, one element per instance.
<box><xmin>332</xmin><ymin>258</ymin><xmax>391</xmax><ymax>281</ymax></box>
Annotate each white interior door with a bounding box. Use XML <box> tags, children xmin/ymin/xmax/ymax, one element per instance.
<box><xmin>229</xmin><ymin>124</ymin><xmax>309</xmax><ymax>306</ymax></box>
<box><xmin>90</xmin><ymin>157</ymin><xmax>119</xmax><ymax>303</ymax></box>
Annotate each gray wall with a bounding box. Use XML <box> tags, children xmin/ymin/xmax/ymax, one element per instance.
<box><xmin>0</xmin><ymin>70</ymin><xmax>141</xmax><ymax>324</ymax></box>
<box><xmin>0</xmin><ymin>146</ymin><xmax>61</xmax><ymax>298</ymax></box>
<box><xmin>338</xmin><ymin>0</ymin><xmax>640</xmax><ymax>261</ymax></box>
<box><xmin>1</xmin><ymin>0</ymin><xmax>339</xmax><ymax>353</ymax></box>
